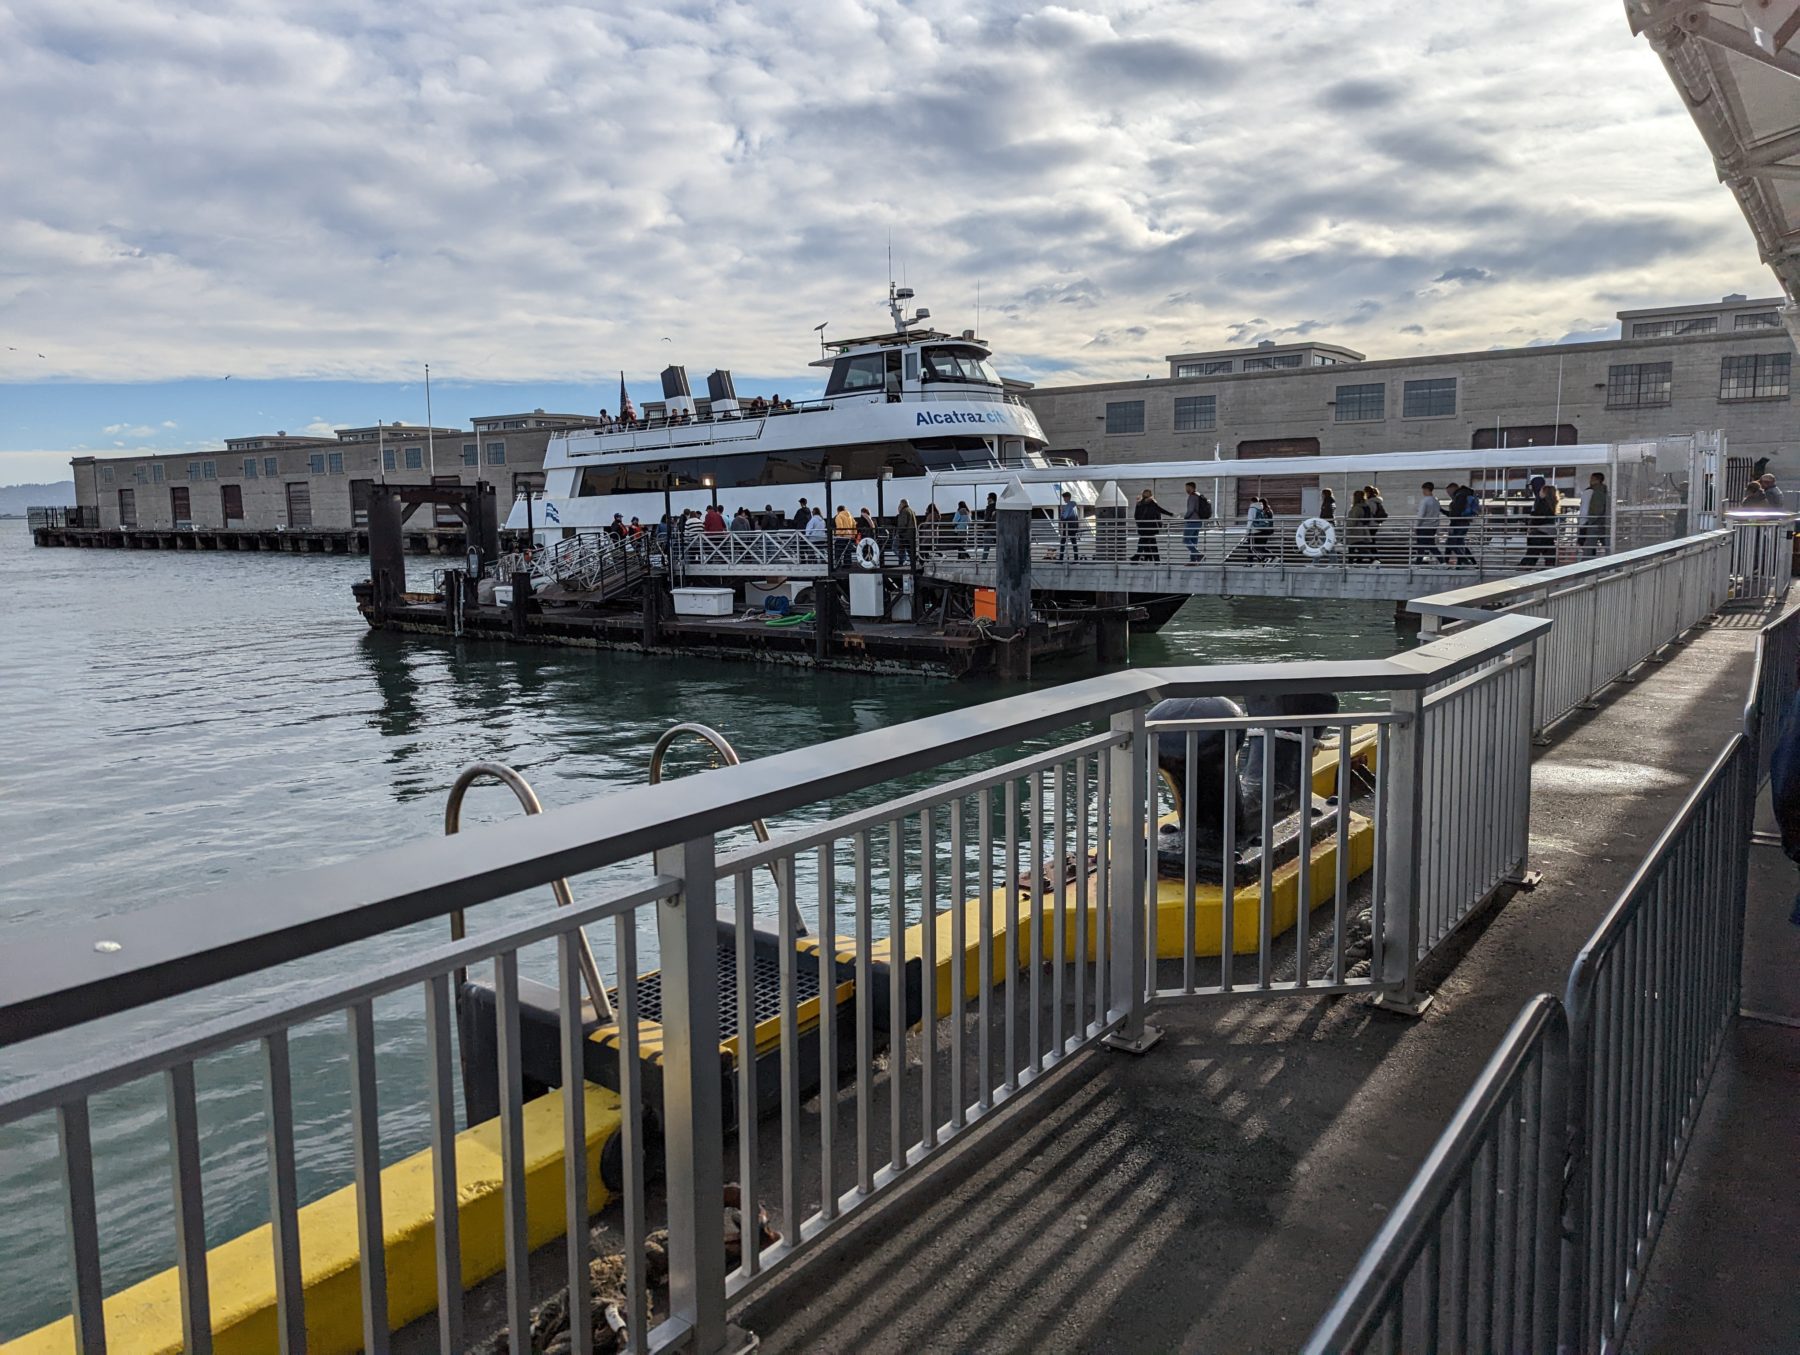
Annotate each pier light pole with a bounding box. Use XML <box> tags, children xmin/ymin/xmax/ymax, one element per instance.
<box><xmin>425</xmin><ymin>363</ymin><xmax>435</xmax><ymax>477</ymax></box>
<box><xmin>878</xmin><ymin>467</ymin><xmax>892</xmax><ymax>521</ymax></box>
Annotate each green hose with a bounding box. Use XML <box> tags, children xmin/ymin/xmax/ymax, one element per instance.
<box><xmin>764</xmin><ymin>609</ymin><xmax>815</xmax><ymax>627</ymax></box>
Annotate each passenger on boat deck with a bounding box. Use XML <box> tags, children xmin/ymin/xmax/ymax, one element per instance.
<box><xmin>628</xmin><ymin>517</ymin><xmax>643</xmax><ymax>538</ymax></box>
<box><xmin>833</xmin><ymin>505</ymin><xmax>857</xmax><ymax>566</ymax></box>
<box><xmin>856</xmin><ymin>507</ymin><xmax>877</xmax><ymax>541</ymax></box>
<box><xmin>791</xmin><ymin>498</ymin><xmax>811</xmax><ymax>531</ymax></box>
<box><xmin>952</xmin><ymin>501</ymin><xmax>972</xmax><ymax>558</ymax></box>
<box><xmin>607</xmin><ymin>513</ymin><xmax>626</xmax><ymax>539</ymax></box>
<box><xmin>731</xmin><ymin>507</ymin><xmax>753</xmax><ymax>532</ymax></box>
<box><xmin>703</xmin><ymin>504</ymin><xmax>727</xmax><ymax>535</ymax></box>
<box><xmin>804</xmin><ymin>507</ymin><xmax>827</xmax><ymax>543</ymax></box>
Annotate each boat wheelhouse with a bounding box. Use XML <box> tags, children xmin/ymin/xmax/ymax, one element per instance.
<box><xmin>506</xmin><ymin>285</ymin><xmax>1089</xmax><ymax>539</ymax></box>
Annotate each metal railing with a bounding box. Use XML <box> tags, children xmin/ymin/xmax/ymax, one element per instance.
<box><xmin>1411</xmin><ymin>531</ymin><xmax>1733</xmax><ymax>736</ymax></box>
<box><xmin>0</xmin><ymin>532</ymin><xmax>1745</xmax><ymax>1355</ymax></box>
<box><xmin>497</xmin><ymin>531</ymin><xmax>653</xmax><ymax>599</ymax></box>
<box><xmin>918</xmin><ymin>510</ymin><xmax>1607</xmax><ymax>575</ymax></box>
<box><xmin>1722</xmin><ymin>508</ymin><xmax>1798</xmax><ymax>608</ymax></box>
<box><xmin>677</xmin><ymin>528</ymin><xmax>830</xmax><ymax>578</ymax></box>
<box><xmin>26</xmin><ymin>505</ymin><xmax>99</xmax><ymax>529</ymax></box>
<box><xmin>1307</xmin><ymin>598</ymin><xmax>1784</xmax><ymax>1355</ymax></box>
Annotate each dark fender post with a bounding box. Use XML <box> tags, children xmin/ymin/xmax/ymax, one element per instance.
<box><xmin>995</xmin><ymin>477</ymin><xmax>1033</xmax><ymax>682</ymax></box>
<box><xmin>1095</xmin><ymin>598</ymin><xmax>1130</xmax><ymax>665</ymax></box>
<box><xmin>641</xmin><ymin>579</ymin><xmax>662</xmax><ymax>649</ymax></box>
<box><xmin>368</xmin><ymin>486</ymin><xmax>407</xmax><ymax>624</ymax></box>
<box><xmin>814</xmin><ymin>581</ymin><xmax>835</xmax><ymax>663</ymax></box>
<box><xmin>510</xmin><ymin>572</ymin><xmax>533</xmax><ymax>640</ymax></box>
<box><xmin>476</xmin><ymin>482</ymin><xmax>501</xmax><ymax>573</ymax></box>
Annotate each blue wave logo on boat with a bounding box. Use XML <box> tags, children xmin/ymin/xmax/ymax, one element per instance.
<box><xmin>915</xmin><ymin>409</ymin><xmax>1010</xmax><ymax>427</ymax></box>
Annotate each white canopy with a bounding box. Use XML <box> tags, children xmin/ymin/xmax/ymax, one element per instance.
<box><xmin>932</xmin><ymin>444</ymin><xmax>1630</xmax><ymax>487</ymax></box>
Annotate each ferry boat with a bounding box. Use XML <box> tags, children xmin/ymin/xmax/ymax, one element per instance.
<box><xmin>505</xmin><ymin>283</ymin><xmax>1091</xmax><ymax>540</ymax></box>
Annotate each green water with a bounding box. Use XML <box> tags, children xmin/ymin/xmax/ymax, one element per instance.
<box><xmin>0</xmin><ymin>519</ymin><xmax>1407</xmax><ymax>1335</ymax></box>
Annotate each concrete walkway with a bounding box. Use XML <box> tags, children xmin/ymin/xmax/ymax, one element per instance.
<box><xmin>738</xmin><ymin>615</ymin><xmax>1765</xmax><ymax>1353</ymax></box>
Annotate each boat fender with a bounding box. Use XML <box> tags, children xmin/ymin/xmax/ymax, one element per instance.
<box><xmin>1296</xmin><ymin>517</ymin><xmax>1335</xmax><ymax>557</ymax></box>
<box><xmin>855</xmin><ymin>538</ymin><xmax>881</xmax><ymax>570</ymax></box>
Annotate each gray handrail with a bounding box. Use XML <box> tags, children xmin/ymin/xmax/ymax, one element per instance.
<box><xmin>444</xmin><ymin>761</ymin><xmax>615</xmax><ymax>1022</ymax></box>
<box><xmin>650</xmin><ymin>722</ymin><xmax>803</xmax><ymax>934</ymax></box>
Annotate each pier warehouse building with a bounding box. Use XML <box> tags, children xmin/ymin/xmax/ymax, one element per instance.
<box><xmin>1021</xmin><ymin>294</ymin><xmax>1793</xmax><ymax>515</ymax></box>
<box><xmin>55</xmin><ymin>294</ymin><xmax>1793</xmax><ymax>541</ymax></box>
<box><xmin>69</xmin><ymin>412</ymin><xmax>589</xmax><ymax>535</ymax></box>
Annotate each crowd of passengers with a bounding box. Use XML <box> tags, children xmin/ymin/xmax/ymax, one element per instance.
<box><xmin>574</xmin><ymin>465</ymin><xmax>1713</xmax><ymax>571</ymax></box>
<box><xmin>591</xmin><ymin>396</ymin><xmax>798</xmax><ymax>433</ymax></box>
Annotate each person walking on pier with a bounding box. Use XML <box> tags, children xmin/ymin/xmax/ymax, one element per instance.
<box><xmin>1347</xmin><ymin>489</ymin><xmax>1373</xmax><ymax>562</ymax></box>
<box><xmin>1182</xmin><ymin>481</ymin><xmax>1211</xmax><ymax>562</ymax></box>
<box><xmin>1412</xmin><ymin>483</ymin><xmax>1443</xmax><ymax>564</ymax></box>
<box><xmin>1363</xmin><ymin>484</ymin><xmax>1389</xmax><ymax>563</ymax></box>
<box><xmin>1319</xmin><ymin>487</ymin><xmax>1336</xmax><ymax>524</ymax></box>
<box><xmin>979</xmin><ymin>492</ymin><xmax>999</xmax><ymax>561</ymax></box>
<box><xmin>953</xmin><ymin>501</ymin><xmax>972</xmax><ymax>557</ymax></box>
<box><xmin>1245</xmin><ymin>496</ymin><xmax>1276</xmax><ymax>561</ymax></box>
<box><xmin>1133</xmin><ymin>488</ymin><xmax>1171</xmax><ymax>561</ymax></box>
<box><xmin>1580</xmin><ymin>473</ymin><xmax>1610</xmax><ymax>558</ymax></box>
<box><xmin>1445</xmin><ymin>482</ymin><xmax>1478</xmax><ymax>566</ymax></box>
<box><xmin>1744</xmin><ymin>472</ymin><xmax>1784</xmax><ymax>508</ymax></box>
<box><xmin>1519</xmin><ymin>478</ymin><xmax>1560</xmax><ymax>569</ymax></box>
<box><xmin>1058</xmin><ymin>491</ymin><xmax>1083</xmax><ymax>561</ymax></box>
<box><xmin>895</xmin><ymin>499</ymin><xmax>918</xmax><ymax>566</ymax></box>
<box><xmin>833</xmin><ymin>504</ymin><xmax>857</xmax><ymax>567</ymax></box>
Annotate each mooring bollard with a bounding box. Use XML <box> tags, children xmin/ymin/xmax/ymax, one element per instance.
<box><xmin>996</xmin><ymin>477</ymin><xmax>1033</xmax><ymax>682</ymax></box>
<box><xmin>510</xmin><ymin>571</ymin><xmax>532</xmax><ymax>640</ymax></box>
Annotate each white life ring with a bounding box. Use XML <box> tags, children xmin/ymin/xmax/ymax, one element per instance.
<box><xmin>855</xmin><ymin>537</ymin><xmax>882</xmax><ymax>570</ymax></box>
<box><xmin>1296</xmin><ymin>517</ymin><xmax>1336</xmax><ymax>557</ymax></box>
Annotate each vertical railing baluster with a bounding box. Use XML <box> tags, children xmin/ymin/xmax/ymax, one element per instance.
<box><xmin>778</xmin><ymin>858</ymin><xmax>802</xmax><ymax>1236</ymax></box>
<box><xmin>1258</xmin><ymin>724</ymin><xmax>1275</xmax><ymax>990</ymax></box>
<box><xmin>652</xmin><ymin>836</ymin><xmax>729</xmax><ymax>1354</ymax></box>
<box><xmin>424</xmin><ymin>975</ymin><xmax>462</xmax><ymax>1354</ymax></box>
<box><xmin>920</xmin><ymin>808</ymin><xmax>938</xmax><ymax>1147</ymax></box>
<box><xmin>1295</xmin><ymin>722</ymin><xmax>1313</xmax><ymax>987</ymax></box>
<box><xmin>166</xmin><ymin>1061</ymin><xmax>213</xmax><ymax>1355</ymax></box>
<box><xmin>1220</xmin><ymin>728</ymin><xmax>1238</xmax><ymax>990</ymax></box>
<box><xmin>263</xmin><ymin>1030</ymin><xmax>307</xmax><ymax>1355</ymax></box>
<box><xmin>950</xmin><ymin>799</ymin><xmax>968</xmax><ymax>1128</ymax></box>
<box><xmin>818</xmin><ymin>842</ymin><xmax>839</xmax><ymax>1221</ymax></box>
<box><xmin>887</xmin><ymin>818</ymin><xmax>907</xmax><ymax>1174</ymax></box>
<box><xmin>58</xmin><ymin>1099</ymin><xmax>107</xmax><ymax>1355</ymax></box>
<box><xmin>1183</xmin><ymin>728</ymin><xmax>1197</xmax><ymax>994</ymax></box>
<box><xmin>1004</xmin><ymin>778</ymin><xmax>1019</xmax><ymax>1090</ymax></box>
<box><xmin>1074</xmin><ymin>755</ymin><xmax>1090</xmax><ymax>1038</ymax></box>
<box><xmin>734</xmin><ymin>870</ymin><xmax>759</xmax><ymax>1276</ymax></box>
<box><xmin>347</xmin><ymin>1000</ymin><xmax>389</xmax><ymax>1353</ymax></box>
<box><xmin>1052</xmin><ymin>762</ymin><xmax>1068</xmax><ymax>1055</ymax></box>
<box><xmin>613</xmin><ymin>912</ymin><xmax>648</xmax><ymax>1353</ymax></box>
<box><xmin>493</xmin><ymin>952</ymin><xmax>531</xmax><ymax>1344</ymax></box>
<box><xmin>1095</xmin><ymin>751</ymin><xmax>1111</xmax><ymax>1032</ymax></box>
<box><xmin>978</xmin><ymin>787</ymin><xmax>995</xmax><ymax>1111</ymax></box>
<box><xmin>1334</xmin><ymin>722</ymin><xmax>1352</xmax><ymax>986</ymax></box>
<box><xmin>855</xmin><ymin>830</ymin><xmax>876</xmax><ymax>1192</ymax></box>
<box><xmin>558</xmin><ymin>930</ymin><xmax>594</xmax><ymax>1355</ymax></box>
<box><xmin>1105</xmin><ymin>707</ymin><xmax>1156</xmax><ymax>1050</ymax></box>
<box><xmin>1028</xmin><ymin>769</ymin><xmax>1044</xmax><ymax>1075</ymax></box>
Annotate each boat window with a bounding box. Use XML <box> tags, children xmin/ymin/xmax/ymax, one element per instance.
<box><xmin>825</xmin><ymin>353</ymin><xmax>888</xmax><ymax>396</ymax></box>
<box><xmin>905</xmin><ymin>352</ymin><xmax>919</xmax><ymax>383</ymax></box>
<box><xmin>921</xmin><ymin>347</ymin><xmax>1000</xmax><ymax>386</ymax></box>
<box><xmin>911</xmin><ymin>436</ymin><xmax>993</xmax><ymax>471</ymax></box>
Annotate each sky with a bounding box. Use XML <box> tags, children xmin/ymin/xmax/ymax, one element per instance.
<box><xmin>0</xmin><ymin>0</ymin><xmax>1775</xmax><ymax>485</ymax></box>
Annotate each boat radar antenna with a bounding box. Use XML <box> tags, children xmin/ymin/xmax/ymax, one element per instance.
<box><xmin>887</xmin><ymin>278</ymin><xmax>929</xmax><ymax>334</ymax></box>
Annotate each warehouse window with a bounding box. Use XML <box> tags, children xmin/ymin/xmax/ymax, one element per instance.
<box><xmin>383</xmin><ymin>449</ymin><xmax>397</xmax><ymax>472</ymax></box>
<box><xmin>328</xmin><ymin>451</ymin><xmax>345</xmax><ymax>475</ymax></box>
<box><xmin>463</xmin><ymin>442</ymin><xmax>479</xmax><ymax>467</ymax></box>
<box><xmin>1632</xmin><ymin>317</ymin><xmax>1717</xmax><ymax>337</ymax></box>
<box><xmin>244</xmin><ymin>458</ymin><xmax>258</xmax><ymax>479</ymax></box>
<box><xmin>1734</xmin><ymin>312</ymin><xmax>1782</xmax><ymax>330</ymax></box>
<box><xmin>309</xmin><ymin>453</ymin><xmax>326</xmax><ymax>474</ymax></box>
<box><xmin>263</xmin><ymin>457</ymin><xmax>278</xmax><ymax>478</ymax></box>
<box><xmin>188</xmin><ymin>462</ymin><xmax>202</xmax><ymax>481</ymax></box>
<box><xmin>202</xmin><ymin>461</ymin><xmax>217</xmax><ymax>480</ymax></box>
<box><xmin>404</xmin><ymin>446</ymin><xmax>424</xmax><ymax>469</ymax></box>
<box><xmin>1173</xmin><ymin>395</ymin><xmax>1216</xmax><ymax>432</ymax></box>
<box><xmin>101</xmin><ymin>466</ymin><xmax>114</xmax><ymax>483</ymax></box>
<box><xmin>133</xmin><ymin>466</ymin><xmax>147</xmax><ymax>484</ymax></box>
<box><xmin>486</xmin><ymin>442</ymin><xmax>507</xmax><ymax>464</ymax></box>
<box><xmin>1104</xmin><ymin>401</ymin><xmax>1145</xmax><ymax>435</ymax></box>
<box><xmin>1719</xmin><ymin>353</ymin><xmax>1791</xmax><ymax>401</ymax></box>
<box><xmin>151</xmin><ymin>463</ymin><xmax>165</xmax><ymax>483</ymax></box>
<box><xmin>1402</xmin><ymin>378</ymin><xmax>1457</xmax><ymax>418</ymax></box>
<box><xmin>1605</xmin><ymin>362</ymin><xmax>1672</xmax><ymax>409</ymax></box>
<box><xmin>1242</xmin><ymin>353</ymin><xmax>1303</xmax><ymax>371</ymax></box>
<box><xmin>1334</xmin><ymin>383</ymin><xmax>1385</xmax><ymax>422</ymax></box>
<box><xmin>1174</xmin><ymin>360</ymin><xmax>1232</xmax><ymax>377</ymax></box>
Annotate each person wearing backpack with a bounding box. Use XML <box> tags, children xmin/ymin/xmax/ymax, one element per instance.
<box><xmin>1362</xmin><ymin>484</ymin><xmax>1389</xmax><ymax>563</ymax></box>
<box><xmin>1182</xmin><ymin>480</ymin><xmax>1212</xmax><ymax>563</ymax></box>
<box><xmin>1445</xmin><ymin>481</ymin><xmax>1479</xmax><ymax>566</ymax></box>
<box><xmin>1057</xmin><ymin>491</ymin><xmax>1083</xmax><ymax>561</ymax></box>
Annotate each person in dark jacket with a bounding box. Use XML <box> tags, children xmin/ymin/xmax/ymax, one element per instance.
<box><xmin>1444</xmin><ymin>482</ymin><xmax>1477</xmax><ymax>566</ymax></box>
<box><xmin>1133</xmin><ymin>488</ymin><xmax>1172</xmax><ymax>561</ymax></box>
<box><xmin>790</xmin><ymin>498</ymin><xmax>811</xmax><ymax>531</ymax></box>
<box><xmin>1519</xmin><ymin>480</ymin><xmax>1559</xmax><ymax>569</ymax></box>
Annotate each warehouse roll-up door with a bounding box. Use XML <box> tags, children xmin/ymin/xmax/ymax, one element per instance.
<box><xmin>1234</xmin><ymin>437</ymin><xmax>1319</xmax><ymax>516</ymax></box>
<box><xmin>285</xmin><ymin>482</ymin><xmax>312</xmax><ymax>529</ymax></box>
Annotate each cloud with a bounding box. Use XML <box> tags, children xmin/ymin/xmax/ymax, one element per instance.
<box><xmin>302</xmin><ymin>419</ymin><xmax>343</xmax><ymax>437</ymax></box>
<box><xmin>1434</xmin><ymin>266</ymin><xmax>1492</xmax><ymax>284</ymax></box>
<box><xmin>0</xmin><ymin>0</ymin><xmax>1766</xmax><ymax>397</ymax></box>
<box><xmin>102</xmin><ymin>422</ymin><xmax>156</xmax><ymax>437</ymax></box>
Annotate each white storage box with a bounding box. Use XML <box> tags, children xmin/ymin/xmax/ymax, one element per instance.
<box><xmin>672</xmin><ymin>587</ymin><xmax>736</xmax><ymax>617</ymax></box>
<box><xmin>492</xmin><ymin>583</ymin><xmax>514</xmax><ymax>607</ymax></box>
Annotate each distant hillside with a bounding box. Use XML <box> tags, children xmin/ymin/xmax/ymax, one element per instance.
<box><xmin>0</xmin><ymin>481</ymin><xmax>75</xmax><ymax>517</ymax></box>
